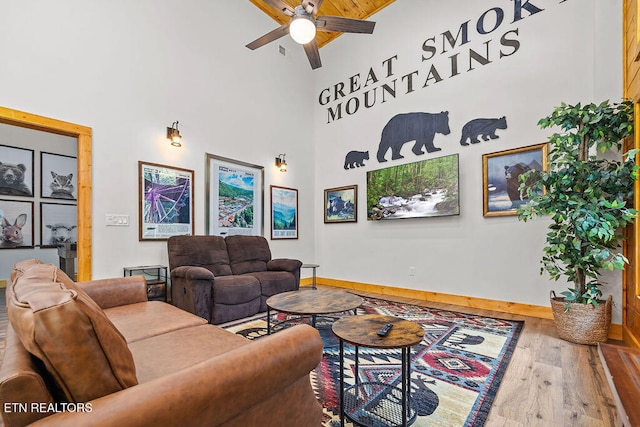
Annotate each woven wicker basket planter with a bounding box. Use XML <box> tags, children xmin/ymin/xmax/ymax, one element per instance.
<box><xmin>550</xmin><ymin>294</ymin><xmax>612</xmax><ymax>345</ymax></box>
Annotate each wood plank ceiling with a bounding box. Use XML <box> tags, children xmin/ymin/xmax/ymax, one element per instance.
<box><xmin>248</xmin><ymin>0</ymin><xmax>396</xmax><ymax>48</ymax></box>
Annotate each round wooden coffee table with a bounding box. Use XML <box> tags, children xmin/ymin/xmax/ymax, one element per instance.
<box><xmin>332</xmin><ymin>314</ymin><xmax>425</xmax><ymax>427</ymax></box>
<box><xmin>266</xmin><ymin>289</ymin><xmax>363</xmax><ymax>334</ymax></box>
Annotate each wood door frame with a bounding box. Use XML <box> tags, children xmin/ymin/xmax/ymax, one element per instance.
<box><xmin>0</xmin><ymin>106</ymin><xmax>92</xmax><ymax>280</ymax></box>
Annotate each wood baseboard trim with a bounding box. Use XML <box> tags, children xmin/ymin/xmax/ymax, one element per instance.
<box><xmin>309</xmin><ymin>277</ymin><xmax>623</xmax><ymax>341</ymax></box>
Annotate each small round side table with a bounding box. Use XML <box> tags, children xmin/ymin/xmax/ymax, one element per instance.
<box><xmin>332</xmin><ymin>314</ymin><xmax>424</xmax><ymax>427</ymax></box>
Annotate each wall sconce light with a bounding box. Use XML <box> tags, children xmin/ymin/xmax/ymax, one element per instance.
<box><xmin>275</xmin><ymin>154</ymin><xmax>287</xmax><ymax>172</ymax></box>
<box><xmin>167</xmin><ymin>121</ymin><xmax>182</xmax><ymax>147</ymax></box>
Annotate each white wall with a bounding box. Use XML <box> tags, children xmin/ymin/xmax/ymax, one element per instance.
<box><xmin>311</xmin><ymin>0</ymin><xmax>626</xmax><ymax>322</ymax></box>
<box><xmin>0</xmin><ymin>1</ymin><xmax>626</xmax><ymax>323</ymax></box>
<box><xmin>0</xmin><ymin>0</ymin><xmax>317</xmax><ymax>279</ymax></box>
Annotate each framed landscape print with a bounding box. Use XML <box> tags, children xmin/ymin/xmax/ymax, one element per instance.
<box><xmin>206</xmin><ymin>154</ymin><xmax>264</xmax><ymax>237</ymax></box>
<box><xmin>41</xmin><ymin>152</ymin><xmax>77</xmax><ymax>200</ymax></box>
<box><xmin>0</xmin><ymin>144</ymin><xmax>34</xmax><ymax>197</ymax></box>
<box><xmin>0</xmin><ymin>199</ymin><xmax>34</xmax><ymax>248</ymax></box>
<box><xmin>482</xmin><ymin>143</ymin><xmax>548</xmax><ymax>217</ymax></box>
<box><xmin>324</xmin><ymin>185</ymin><xmax>357</xmax><ymax>223</ymax></box>
<box><xmin>367</xmin><ymin>154</ymin><xmax>459</xmax><ymax>220</ymax></box>
<box><xmin>138</xmin><ymin>161</ymin><xmax>194</xmax><ymax>241</ymax></box>
<box><xmin>40</xmin><ymin>202</ymin><xmax>77</xmax><ymax>248</ymax></box>
<box><xmin>270</xmin><ymin>185</ymin><xmax>298</xmax><ymax>240</ymax></box>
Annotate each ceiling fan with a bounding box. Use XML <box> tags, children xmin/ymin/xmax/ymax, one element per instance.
<box><xmin>246</xmin><ymin>0</ymin><xmax>376</xmax><ymax>70</ymax></box>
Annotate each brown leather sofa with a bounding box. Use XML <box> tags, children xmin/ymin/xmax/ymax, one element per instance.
<box><xmin>168</xmin><ymin>235</ymin><xmax>302</xmax><ymax>324</ymax></box>
<box><xmin>0</xmin><ymin>259</ymin><xmax>323</xmax><ymax>427</ymax></box>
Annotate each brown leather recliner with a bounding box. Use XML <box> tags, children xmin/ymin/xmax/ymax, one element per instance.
<box><xmin>167</xmin><ymin>235</ymin><xmax>302</xmax><ymax>324</ymax></box>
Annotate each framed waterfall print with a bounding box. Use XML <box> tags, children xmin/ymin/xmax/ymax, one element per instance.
<box><xmin>482</xmin><ymin>143</ymin><xmax>548</xmax><ymax>217</ymax></box>
<box><xmin>138</xmin><ymin>161</ymin><xmax>194</xmax><ymax>240</ymax></box>
<box><xmin>366</xmin><ymin>154</ymin><xmax>460</xmax><ymax>220</ymax></box>
<box><xmin>324</xmin><ymin>185</ymin><xmax>357</xmax><ymax>223</ymax></box>
<box><xmin>206</xmin><ymin>154</ymin><xmax>264</xmax><ymax>237</ymax></box>
<box><xmin>270</xmin><ymin>185</ymin><xmax>298</xmax><ymax>240</ymax></box>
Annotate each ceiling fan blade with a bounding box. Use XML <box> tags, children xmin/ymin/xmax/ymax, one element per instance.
<box><xmin>246</xmin><ymin>24</ymin><xmax>290</xmax><ymax>50</ymax></box>
<box><xmin>316</xmin><ymin>15</ymin><xmax>376</xmax><ymax>34</ymax></box>
<box><xmin>302</xmin><ymin>0</ymin><xmax>324</xmax><ymax>14</ymax></box>
<box><xmin>303</xmin><ymin>39</ymin><xmax>322</xmax><ymax>70</ymax></box>
<box><xmin>262</xmin><ymin>0</ymin><xmax>295</xmax><ymax>16</ymax></box>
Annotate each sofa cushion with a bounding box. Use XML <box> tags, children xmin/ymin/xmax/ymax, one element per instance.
<box><xmin>7</xmin><ymin>263</ymin><xmax>138</xmax><ymax>402</ymax></box>
<box><xmin>247</xmin><ymin>271</ymin><xmax>298</xmax><ymax>297</ymax></box>
<box><xmin>129</xmin><ymin>324</ymin><xmax>249</xmax><ymax>383</ymax></box>
<box><xmin>168</xmin><ymin>235</ymin><xmax>232</xmax><ymax>276</ymax></box>
<box><xmin>226</xmin><ymin>235</ymin><xmax>271</xmax><ymax>275</ymax></box>
<box><xmin>213</xmin><ymin>275</ymin><xmax>261</xmax><ymax>304</ymax></box>
<box><xmin>105</xmin><ymin>301</ymin><xmax>208</xmax><ymax>343</ymax></box>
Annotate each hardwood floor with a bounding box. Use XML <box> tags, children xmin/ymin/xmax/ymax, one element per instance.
<box><xmin>336</xmin><ymin>286</ymin><xmax>619</xmax><ymax>427</ymax></box>
<box><xmin>0</xmin><ymin>286</ymin><xmax>618</xmax><ymax>426</ymax></box>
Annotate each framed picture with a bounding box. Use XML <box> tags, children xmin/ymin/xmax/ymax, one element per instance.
<box><xmin>0</xmin><ymin>199</ymin><xmax>34</xmax><ymax>248</ymax></box>
<box><xmin>40</xmin><ymin>202</ymin><xmax>77</xmax><ymax>248</ymax></box>
<box><xmin>206</xmin><ymin>154</ymin><xmax>264</xmax><ymax>237</ymax></box>
<box><xmin>367</xmin><ymin>154</ymin><xmax>459</xmax><ymax>221</ymax></box>
<box><xmin>482</xmin><ymin>143</ymin><xmax>548</xmax><ymax>217</ymax></box>
<box><xmin>324</xmin><ymin>185</ymin><xmax>357</xmax><ymax>223</ymax></box>
<box><xmin>138</xmin><ymin>161</ymin><xmax>194</xmax><ymax>241</ymax></box>
<box><xmin>0</xmin><ymin>145</ymin><xmax>34</xmax><ymax>197</ymax></box>
<box><xmin>41</xmin><ymin>152</ymin><xmax>77</xmax><ymax>200</ymax></box>
<box><xmin>271</xmin><ymin>185</ymin><xmax>298</xmax><ymax>240</ymax></box>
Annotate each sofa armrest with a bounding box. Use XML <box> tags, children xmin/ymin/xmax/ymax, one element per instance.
<box><xmin>29</xmin><ymin>325</ymin><xmax>323</xmax><ymax>427</ymax></box>
<box><xmin>76</xmin><ymin>277</ymin><xmax>148</xmax><ymax>309</ymax></box>
<box><xmin>170</xmin><ymin>265</ymin><xmax>215</xmax><ymax>280</ymax></box>
<box><xmin>267</xmin><ymin>258</ymin><xmax>302</xmax><ymax>273</ymax></box>
<box><xmin>170</xmin><ymin>266</ymin><xmax>215</xmax><ymax>322</ymax></box>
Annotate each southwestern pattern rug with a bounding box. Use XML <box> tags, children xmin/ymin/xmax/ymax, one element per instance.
<box><xmin>223</xmin><ymin>296</ymin><xmax>524</xmax><ymax>427</ymax></box>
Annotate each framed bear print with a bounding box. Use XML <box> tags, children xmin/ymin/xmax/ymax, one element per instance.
<box><xmin>0</xmin><ymin>145</ymin><xmax>34</xmax><ymax>197</ymax></box>
<box><xmin>41</xmin><ymin>152</ymin><xmax>77</xmax><ymax>200</ymax></box>
<box><xmin>482</xmin><ymin>143</ymin><xmax>548</xmax><ymax>217</ymax></box>
<box><xmin>324</xmin><ymin>185</ymin><xmax>357</xmax><ymax>223</ymax></box>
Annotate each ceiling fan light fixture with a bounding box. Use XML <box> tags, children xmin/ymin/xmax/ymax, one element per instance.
<box><xmin>290</xmin><ymin>14</ymin><xmax>316</xmax><ymax>44</ymax></box>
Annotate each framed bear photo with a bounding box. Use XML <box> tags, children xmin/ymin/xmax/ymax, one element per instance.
<box><xmin>41</xmin><ymin>152</ymin><xmax>77</xmax><ymax>200</ymax></box>
<box><xmin>482</xmin><ymin>143</ymin><xmax>548</xmax><ymax>217</ymax></box>
<box><xmin>0</xmin><ymin>144</ymin><xmax>34</xmax><ymax>197</ymax></box>
<box><xmin>324</xmin><ymin>185</ymin><xmax>357</xmax><ymax>223</ymax></box>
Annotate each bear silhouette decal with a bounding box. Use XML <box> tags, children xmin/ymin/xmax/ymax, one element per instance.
<box><xmin>376</xmin><ymin>112</ymin><xmax>451</xmax><ymax>162</ymax></box>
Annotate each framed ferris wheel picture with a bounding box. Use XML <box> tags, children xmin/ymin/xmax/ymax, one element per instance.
<box><xmin>138</xmin><ymin>161</ymin><xmax>194</xmax><ymax>241</ymax></box>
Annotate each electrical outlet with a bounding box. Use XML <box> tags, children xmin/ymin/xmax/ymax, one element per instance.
<box><xmin>106</xmin><ymin>214</ymin><xmax>130</xmax><ymax>226</ymax></box>
<box><xmin>409</xmin><ymin>267</ymin><xmax>415</xmax><ymax>276</ymax></box>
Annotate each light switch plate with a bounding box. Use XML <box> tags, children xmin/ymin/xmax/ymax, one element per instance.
<box><xmin>106</xmin><ymin>214</ymin><xmax>129</xmax><ymax>226</ymax></box>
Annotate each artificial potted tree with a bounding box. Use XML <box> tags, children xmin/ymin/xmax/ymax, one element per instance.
<box><xmin>517</xmin><ymin>99</ymin><xmax>637</xmax><ymax>345</ymax></box>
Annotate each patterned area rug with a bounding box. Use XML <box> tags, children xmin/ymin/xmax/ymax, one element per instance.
<box><xmin>223</xmin><ymin>295</ymin><xmax>523</xmax><ymax>427</ymax></box>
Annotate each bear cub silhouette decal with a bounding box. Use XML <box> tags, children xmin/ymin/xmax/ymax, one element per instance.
<box><xmin>343</xmin><ymin>150</ymin><xmax>369</xmax><ymax>169</ymax></box>
<box><xmin>377</xmin><ymin>112</ymin><xmax>451</xmax><ymax>162</ymax></box>
<box><xmin>460</xmin><ymin>116</ymin><xmax>507</xmax><ymax>146</ymax></box>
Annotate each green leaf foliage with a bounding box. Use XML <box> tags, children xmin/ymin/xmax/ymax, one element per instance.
<box><xmin>517</xmin><ymin>100</ymin><xmax>637</xmax><ymax>308</ymax></box>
